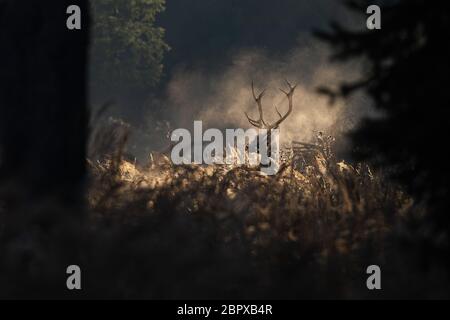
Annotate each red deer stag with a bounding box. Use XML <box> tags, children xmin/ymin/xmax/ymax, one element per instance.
<box><xmin>245</xmin><ymin>80</ymin><xmax>296</xmax><ymax>159</ymax></box>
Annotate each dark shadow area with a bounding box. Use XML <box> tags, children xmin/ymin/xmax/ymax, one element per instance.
<box><xmin>315</xmin><ymin>0</ymin><xmax>450</xmax><ymax>260</ymax></box>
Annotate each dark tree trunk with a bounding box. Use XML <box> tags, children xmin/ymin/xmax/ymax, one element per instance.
<box><xmin>0</xmin><ymin>0</ymin><xmax>90</xmax><ymax>205</ymax></box>
<box><xmin>0</xmin><ymin>1</ymin><xmax>90</xmax><ymax>298</ymax></box>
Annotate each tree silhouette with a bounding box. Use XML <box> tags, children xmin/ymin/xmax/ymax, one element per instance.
<box><xmin>0</xmin><ymin>0</ymin><xmax>90</xmax><ymax>298</ymax></box>
<box><xmin>0</xmin><ymin>0</ymin><xmax>90</xmax><ymax>206</ymax></box>
<box><xmin>316</xmin><ymin>0</ymin><xmax>450</xmax><ymax>232</ymax></box>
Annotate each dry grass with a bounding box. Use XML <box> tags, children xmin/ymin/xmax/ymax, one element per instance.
<box><xmin>2</xmin><ymin>122</ymin><xmax>443</xmax><ymax>299</ymax></box>
<box><xmin>83</xmin><ymin>129</ymin><xmax>419</xmax><ymax>298</ymax></box>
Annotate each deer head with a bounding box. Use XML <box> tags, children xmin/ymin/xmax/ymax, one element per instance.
<box><xmin>245</xmin><ymin>80</ymin><xmax>297</xmax><ymax>130</ymax></box>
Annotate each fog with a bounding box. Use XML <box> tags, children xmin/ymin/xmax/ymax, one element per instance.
<box><xmin>92</xmin><ymin>1</ymin><xmax>375</xmax><ymax>162</ymax></box>
<box><xmin>124</xmin><ymin>36</ymin><xmax>374</xmax><ymax>162</ymax></box>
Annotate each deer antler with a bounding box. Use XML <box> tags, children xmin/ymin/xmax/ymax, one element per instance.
<box><xmin>268</xmin><ymin>79</ymin><xmax>297</xmax><ymax>129</ymax></box>
<box><xmin>245</xmin><ymin>80</ymin><xmax>296</xmax><ymax>130</ymax></box>
<box><xmin>245</xmin><ymin>81</ymin><xmax>268</xmax><ymax>128</ymax></box>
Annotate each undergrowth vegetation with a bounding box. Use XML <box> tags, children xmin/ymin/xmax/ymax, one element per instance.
<box><xmin>1</xmin><ymin>122</ymin><xmax>446</xmax><ymax>299</ymax></box>
<box><xmin>82</xmin><ymin>123</ymin><xmax>424</xmax><ymax>299</ymax></box>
